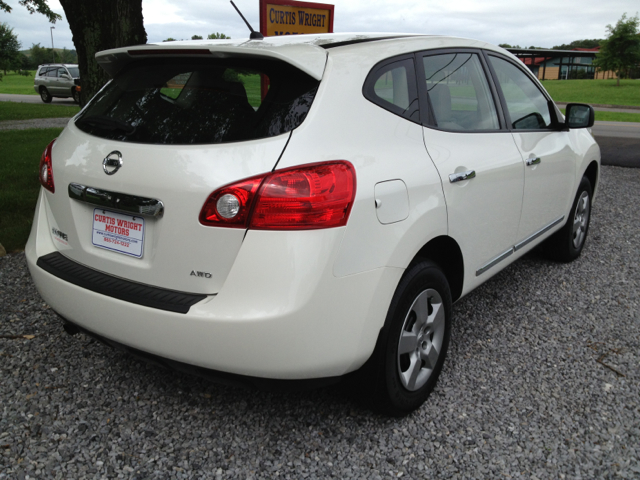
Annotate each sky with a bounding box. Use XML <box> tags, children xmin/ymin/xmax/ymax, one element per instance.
<box><xmin>2</xmin><ymin>0</ymin><xmax>638</xmax><ymax>53</ymax></box>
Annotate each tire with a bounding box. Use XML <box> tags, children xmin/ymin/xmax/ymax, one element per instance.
<box><xmin>358</xmin><ymin>260</ymin><xmax>452</xmax><ymax>416</ymax></box>
<box><xmin>71</xmin><ymin>87</ymin><xmax>80</xmax><ymax>104</ymax></box>
<box><xmin>40</xmin><ymin>87</ymin><xmax>52</xmax><ymax>104</ymax></box>
<box><xmin>545</xmin><ymin>176</ymin><xmax>593</xmax><ymax>262</ymax></box>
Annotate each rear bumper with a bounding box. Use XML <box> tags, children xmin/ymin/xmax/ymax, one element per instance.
<box><xmin>26</xmin><ymin>190</ymin><xmax>402</xmax><ymax>379</ymax></box>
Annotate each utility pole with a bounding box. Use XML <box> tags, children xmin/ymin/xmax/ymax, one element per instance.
<box><xmin>50</xmin><ymin>26</ymin><xmax>55</xmax><ymax>63</ymax></box>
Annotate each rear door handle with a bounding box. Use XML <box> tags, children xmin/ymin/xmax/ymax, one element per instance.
<box><xmin>449</xmin><ymin>170</ymin><xmax>476</xmax><ymax>183</ymax></box>
<box><xmin>526</xmin><ymin>156</ymin><xmax>541</xmax><ymax>166</ymax></box>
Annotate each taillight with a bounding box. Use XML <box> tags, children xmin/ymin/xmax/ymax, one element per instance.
<box><xmin>199</xmin><ymin>161</ymin><xmax>356</xmax><ymax>230</ymax></box>
<box><xmin>199</xmin><ymin>174</ymin><xmax>265</xmax><ymax>228</ymax></box>
<box><xmin>39</xmin><ymin>139</ymin><xmax>56</xmax><ymax>193</ymax></box>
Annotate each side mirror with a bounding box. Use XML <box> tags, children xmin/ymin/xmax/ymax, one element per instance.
<box><xmin>565</xmin><ymin>103</ymin><xmax>595</xmax><ymax>129</ymax></box>
<box><xmin>61</xmin><ymin>73</ymin><xmax>71</xmax><ymax>79</ymax></box>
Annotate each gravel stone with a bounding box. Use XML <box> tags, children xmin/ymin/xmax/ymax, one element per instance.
<box><xmin>1</xmin><ymin>165</ymin><xmax>638</xmax><ymax>479</ymax></box>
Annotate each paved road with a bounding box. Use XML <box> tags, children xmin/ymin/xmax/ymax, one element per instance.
<box><xmin>592</xmin><ymin>122</ymin><xmax>640</xmax><ymax>168</ymax></box>
<box><xmin>0</xmin><ymin>93</ymin><xmax>77</xmax><ymax>106</ymax></box>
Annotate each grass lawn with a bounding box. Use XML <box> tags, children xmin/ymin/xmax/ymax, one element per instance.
<box><xmin>0</xmin><ymin>102</ymin><xmax>80</xmax><ymax>122</ymax></box>
<box><xmin>0</xmin><ymin>128</ymin><xmax>63</xmax><ymax>253</ymax></box>
<box><xmin>0</xmin><ymin>71</ymin><xmax>37</xmax><ymax>95</ymax></box>
<box><xmin>542</xmin><ymin>79</ymin><xmax>640</xmax><ymax>106</ymax></box>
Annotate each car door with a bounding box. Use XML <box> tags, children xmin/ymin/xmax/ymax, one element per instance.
<box><xmin>485</xmin><ymin>54</ymin><xmax>576</xmax><ymax>247</ymax></box>
<box><xmin>53</xmin><ymin>67</ymin><xmax>68</xmax><ymax>95</ymax></box>
<box><xmin>45</xmin><ymin>68</ymin><xmax>58</xmax><ymax>94</ymax></box>
<box><xmin>418</xmin><ymin>50</ymin><xmax>525</xmax><ymax>292</ymax></box>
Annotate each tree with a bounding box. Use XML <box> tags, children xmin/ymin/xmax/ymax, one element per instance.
<box><xmin>0</xmin><ymin>0</ymin><xmax>61</xmax><ymax>23</ymax></box>
<box><xmin>208</xmin><ymin>32</ymin><xmax>230</xmax><ymax>39</ymax></box>
<box><xmin>553</xmin><ymin>39</ymin><xmax>604</xmax><ymax>50</ymax></box>
<box><xmin>0</xmin><ymin>22</ymin><xmax>21</xmax><ymax>77</ymax></box>
<box><xmin>163</xmin><ymin>38</ymin><xmax>177</xmax><ymax>42</ymax></box>
<box><xmin>191</xmin><ymin>35</ymin><xmax>203</xmax><ymax>40</ymax></box>
<box><xmin>25</xmin><ymin>43</ymin><xmax>54</xmax><ymax>69</ymax></box>
<box><xmin>58</xmin><ymin>0</ymin><xmax>147</xmax><ymax>104</ymax></box>
<box><xmin>58</xmin><ymin>47</ymin><xmax>77</xmax><ymax>64</ymax></box>
<box><xmin>594</xmin><ymin>13</ymin><xmax>640</xmax><ymax>86</ymax></box>
<box><xmin>1</xmin><ymin>0</ymin><xmax>147</xmax><ymax>104</ymax></box>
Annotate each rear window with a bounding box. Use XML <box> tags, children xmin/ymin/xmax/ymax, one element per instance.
<box><xmin>75</xmin><ymin>58</ymin><xmax>319</xmax><ymax>145</ymax></box>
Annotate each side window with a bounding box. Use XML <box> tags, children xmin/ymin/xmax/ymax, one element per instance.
<box><xmin>364</xmin><ymin>58</ymin><xmax>420</xmax><ymax>123</ymax></box>
<box><xmin>46</xmin><ymin>69</ymin><xmax>57</xmax><ymax>78</ymax></box>
<box><xmin>422</xmin><ymin>53</ymin><xmax>499</xmax><ymax>131</ymax></box>
<box><xmin>57</xmin><ymin>68</ymin><xmax>67</xmax><ymax>77</ymax></box>
<box><xmin>488</xmin><ymin>55</ymin><xmax>551</xmax><ymax>130</ymax></box>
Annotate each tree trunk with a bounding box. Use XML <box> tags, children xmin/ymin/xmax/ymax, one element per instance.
<box><xmin>59</xmin><ymin>0</ymin><xmax>146</xmax><ymax>105</ymax></box>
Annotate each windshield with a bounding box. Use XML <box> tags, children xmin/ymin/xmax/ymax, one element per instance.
<box><xmin>67</xmin><ymin>67</ymin><xmax>79</xmax><ymax>77</ymax></box>
<box><xmin>75</xmin><ymin>58</ymin><xmax>319</xmax><ymax>145</ymax></box>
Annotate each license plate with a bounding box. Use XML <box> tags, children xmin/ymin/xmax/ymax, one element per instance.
<box><xmin>92</xmin><ymin>209</ymin><xmax>145</xmax><ymax>258</ymax></box>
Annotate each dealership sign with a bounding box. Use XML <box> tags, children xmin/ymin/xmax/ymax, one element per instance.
<box><xmin>260</xmin><ymin>0</ymin><xmax>334</xmax><ymax>36</ymax></box>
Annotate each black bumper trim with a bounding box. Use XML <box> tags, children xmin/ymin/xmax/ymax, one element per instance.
<box><xmin>36</xmin><ymin>252</ymin><xmax>206</xmax><ymax>314</ymax></box>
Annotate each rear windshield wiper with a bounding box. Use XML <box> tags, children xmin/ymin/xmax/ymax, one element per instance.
<box><xmin>76</xmin><ymin>115</ymin><xmax>135</xmax><ymax>134</ymax></box>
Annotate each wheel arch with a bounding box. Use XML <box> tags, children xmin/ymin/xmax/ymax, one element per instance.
<box><xmin>583</xmin><ymin>160</ymin><xmax>599</xmax><ymax>194</ymax></box>
<box><xmin>410</xmin><ymin>235</ymin><xmax>464</xmax><ymax>302</ymax></box>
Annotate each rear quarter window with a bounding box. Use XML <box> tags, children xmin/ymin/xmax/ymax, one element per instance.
<box><xmin>363</xmin><ymin>57</ymin><xmax>420</xmax><ymax>123</ymax></box>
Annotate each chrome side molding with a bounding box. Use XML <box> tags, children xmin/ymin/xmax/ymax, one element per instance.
<box><xmin>476</xmin><ymin>216</ymin><xmax>565</xmax><ymax>276</ymax></box>
<box><xmin>68</xmin><ymin>183</ymin><xmax>165</xmax><ymax>218</ymax></box>
<box><xmin>476</xmin><ymin>248</ymin><xmax>514</xmax><ymax>277</ymax></box>
<box><xmin>514</xmin><ymin>216</ymin><xmax>564</xmax><ymax>252</ymax></box>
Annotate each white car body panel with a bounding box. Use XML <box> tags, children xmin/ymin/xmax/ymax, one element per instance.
<box><xmin>512</xmin><ymin>130</ymin><xmax>577</xmax><ymax>242</ymax></box>
<box><xmin>46</xmin><ymin>123</ymin><xmax>290</xmax><ymax>294</ymax></box>
<box><xmin>27</xmin><ymin>204</ymin><xmax>402</xmax><ymax>378</ymax></box>
<box><xmin>277</xmin><ymin>52</ymin><xmax>447</xmax><ymax>277</ymax></box>
<box><xmin>423</xmin><ymin>128</ymin><xmax>525</xmax><ymax>293</ymax></box>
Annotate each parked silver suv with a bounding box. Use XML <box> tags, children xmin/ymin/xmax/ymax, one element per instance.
<box><xmin>33</xmin><ymin>64</ymin><xmax>80</xmax><ymax>103</ymax></box>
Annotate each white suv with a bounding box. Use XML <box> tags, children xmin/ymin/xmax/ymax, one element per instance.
<box><xmin>34</xmin><ymin>63</ymin><xmax>80</xmax><ymax>103</ymax></box>
<box><xmin>26</xmin><ymin>34</ymin><xmax>600</xmax><ymax>415</ymax></box>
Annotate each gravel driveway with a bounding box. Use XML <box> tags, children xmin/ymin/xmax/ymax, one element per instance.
<box><xmin>1</xmin><ymin>166</ymin><xmax>638</xmax><ymax>479</ymax></box>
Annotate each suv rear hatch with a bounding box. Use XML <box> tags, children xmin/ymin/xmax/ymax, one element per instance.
<box><xmin>44</xmin><ymin>45</ymin><xmax>324</xmax><ymax>294</ymax></box>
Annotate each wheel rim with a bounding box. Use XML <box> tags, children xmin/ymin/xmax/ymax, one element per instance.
<box><xmin>572</xmin><ymin>191</ymin><xmax>590</xmax><ymax>250</ymax></box>
<box><xmin>40</xmin><ymin>90</ymin><xmax>48</xmax><ymax>101</ymax></box>
<box><xmin>397</xmin><ymin>288</ymin><xmax>445</xmax><ymax>392</ymax></box>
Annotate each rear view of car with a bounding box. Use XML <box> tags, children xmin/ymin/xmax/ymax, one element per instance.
<box><xmin>26</xmin><ymin>34</ymin><xmax>599</xmax><ymax>416</ymax></box>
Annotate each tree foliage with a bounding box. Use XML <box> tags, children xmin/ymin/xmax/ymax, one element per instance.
<box><xmin>0</xmin><ymin>0</ymin><xmax>61</xmax><ymax>23</ymax></box>
<box><xmin>208</xmin><ymin>32</ymin><xmax>230</xmax><ymax>39</ymax></box>
<box><xmin>0</xmin><ymin>22</ymin><xmax>22</xmax><ymax>76</ymax></box>
<box><xmin>594</xmin><ymin>13</ymin><xmax>640</xmax><ymax>86</ymax></box>
<box><xmin>191</xmin><ymin>35</ymin><xmax>203</xmax><ymax>40</ymax></box>
<box><xmin>26</xmin><ymin>42</ymin><xmax>53</xmax><ymax>67</ymax></box>
<box><xmin>552</xmin><ymin>39</ymin><xmax>604</xmax><ymax>50</ymax></box>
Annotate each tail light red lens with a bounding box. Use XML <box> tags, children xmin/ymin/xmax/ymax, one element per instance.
<box><xmin>199</xmin><ymin>161</ymin><xmax>356</xmax><ymax>230</ymax></box>
<box><xmin>39</xmin><ymin>139</ymin><xmax>56</xmax><ymax>193</ymax></box>
<box><xmin>199</xmin><ymin>175</ymin><xmax>265</xmax><ymax>228</ymax></box>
